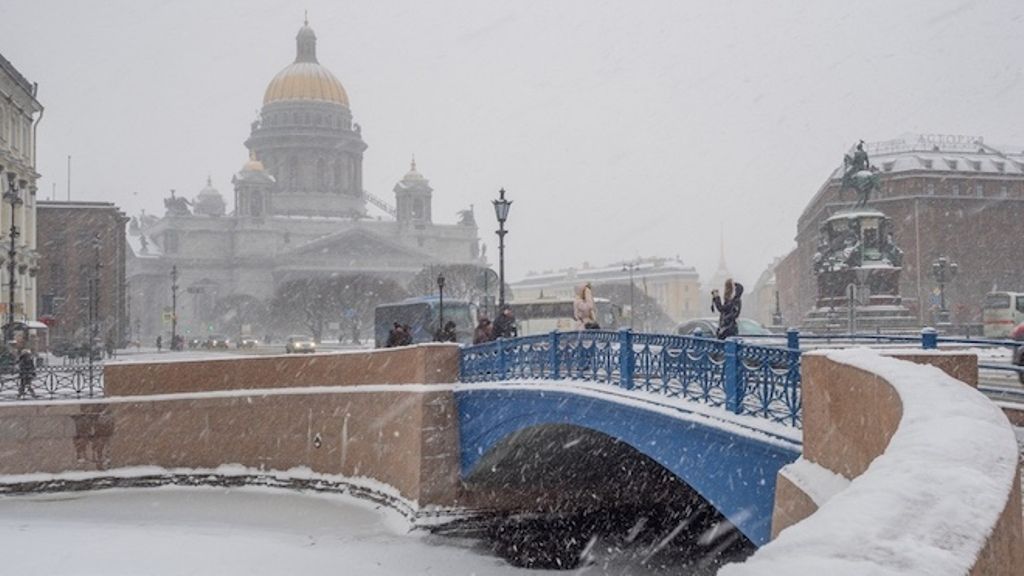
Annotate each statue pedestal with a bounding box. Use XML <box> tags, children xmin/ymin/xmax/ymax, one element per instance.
<box><xmin>803</xmin><ymin>208</ymin><xmax>917</xmax><ymax>332</ymax></box>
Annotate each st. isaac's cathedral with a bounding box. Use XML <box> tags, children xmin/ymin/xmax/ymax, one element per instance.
<box><xmin>127</xmin><ymin>20</ymin><xmax>482</xmax><ymax>340</ymax></box>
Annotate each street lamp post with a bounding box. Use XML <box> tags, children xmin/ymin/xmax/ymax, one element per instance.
<box><xmin>492</xmin><ymin>188</ymin><xmax>511</xmax><ymax>310</ymax></box>
<box><xmin>3</xmin><ymin>172</ymin><xmax>22</xmax><ymax>348</ymax></box>
<box><xmin>170</xmin><ymin>265</ymin><xmax>179</xmax><ymax>351</ymax></box>
<box><xmin>622</xmin><ymin>262</ymin><xmax>640</xmax><ymax>330</ymax></box>
<box><xmin>437</xmin><ymin>273</ymin><xmax>445</xmax><ymax>339</ymax></box>
<box><xmin>931</xmin><ymin>256</ymin><xmax>959</xmax><ymax>325</ymax></box>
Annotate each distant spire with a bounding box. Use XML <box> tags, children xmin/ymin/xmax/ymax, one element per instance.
<box><xmin>411</xmin><ymin>154</ymin><xmax>417</xmax><ymax>172</ymax></box>
<box><xmin>206</xmin><ymin>175</ymin><xmax>213</xmax><ymax>187</ymax></box>
<box><xmin>296</xmin><ymin>14</ymin><xmax>317</xmax><ymax>63</ymax></box>
<box><xmin>304</xmin><ymin>9</ymin><xmax>308</xmax><ymax>25</ymax></box>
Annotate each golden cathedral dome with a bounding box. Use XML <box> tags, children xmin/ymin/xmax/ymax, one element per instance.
<box><xmin>262</xmin><ymin>20</ymin><xmax>350</xmax><ymax>107</ymax></box>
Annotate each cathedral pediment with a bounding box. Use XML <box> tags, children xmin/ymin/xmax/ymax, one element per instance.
<box><xmin>281</xmin><ymin>227</ymin><xmax>432</xmax><ymax>266</ymax></box>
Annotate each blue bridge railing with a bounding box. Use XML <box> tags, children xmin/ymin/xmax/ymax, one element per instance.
<box><xmin>459</xmin><ymin>330</ymin><xmax>803</xmax><ymax>428</ymax></box>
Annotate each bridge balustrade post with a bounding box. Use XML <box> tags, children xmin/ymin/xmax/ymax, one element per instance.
<box><xmin>498</xmin><ymin>338</ymin><xmax>508</xmax><ymax>380</ymax></box>
<box><xmin>619</xmin><ymin>329</ymin><xmax>634</xmax><ymax>390</ymax></box>
<box><xmin>786</xmin><ymin>328</ymin><xmax>800</xmax><ymax>350</ymax></box>
<box><xmin>921</xmin><ymin>327</ymin><xmax>938</xmax><ymax>350</ymax></box>
<box><xmin>548</xmin><ymin>331</ymin><xmax>560</xmax><ymax>379</ymax></box>
<box><xmin>724</xmin><ymin>338</ymin><xmax>742</xmax><ymax>414</ymax></box>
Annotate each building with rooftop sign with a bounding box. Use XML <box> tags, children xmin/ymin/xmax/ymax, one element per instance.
<box><xmin>774</xmin><ymin>133</ymin><xmax>1024</xmax><ymax>328</ymax></box>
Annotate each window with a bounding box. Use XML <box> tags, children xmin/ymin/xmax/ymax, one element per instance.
<box><xmin>922</xmin><ymin>159</ymin><xmax>933</xmax><ymax>169</ymax></box>
<box><xmin>287</xmin><ymin>156</ymin><xmax>298</xmax><ymax>187</ymax></box>
<box><xmin>951</xmin><ymin>183</ymin><xmax>960</xmax><ymax>196</ymax></box>
<box><xmin>412</xmin><ymin>199</ymin><xmax>424</xmax><ymax>219</ymax></box>
<box><xmin>975</xmin><ymin>183</ymin><xmax>984</xmax><ymax>197</ymax></box>
<box><xmin>926</xmin><ymin>182</ymin><xmax>936</xmax><ymax>195</ymax></box>
<box><xmin>316</xmin><ymin>158</ymin><xmax>327</xmax><ymax>191</ymax></box>
<box><xmin>1000</xmin><ymin>185</ymin><xmax>1009</xmax><ymax>198</ymax></box>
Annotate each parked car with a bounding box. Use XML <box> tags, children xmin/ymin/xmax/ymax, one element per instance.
<box><xmin>676</xmin><ymin>317</ymin><xmax>773</xmax><ymax>337</ymax></box>
<box><xmin>237</xmin><ymin>335</ymin><xmax>259</xmax><ymax>349</ymax></box>
<box><xmin>187</xmin><ymin>337</ymin><xmax>203</xmax><ymax>349</ymax></box>
<box><xmin>285</xmin><ymin>335</ymin><xmax>316</xmax><ymax>354</ymax></box>
<box><xmin>205</xmin><ymin>334</ymin><xmax>231</xmax><ymax>349</ymax></box>
<box><xmin>1012</xmin><ymin>322</ymin><xmax>1024</xmax><ymax>384</ymax></box>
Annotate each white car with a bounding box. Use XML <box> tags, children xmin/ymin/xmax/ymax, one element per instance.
<box><xmin>285</xmin><ymin>335</ymin><xmax>316</xmax><ymax>354</ymax></box>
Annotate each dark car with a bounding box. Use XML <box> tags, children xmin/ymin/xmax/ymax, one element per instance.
<box><xmin>676</xmin><ymin>317</ymin><xmax>773</xmax><ymax>338</ymax></box>
<box><xmin>205</xmin><ymin>334</ymin><xmax>231</xmax><ymax>349</ymax></box>
<box><xmin>237</xmin><ymin>335</ymin><xmax>259</xmax><ymax>349</ymax></box>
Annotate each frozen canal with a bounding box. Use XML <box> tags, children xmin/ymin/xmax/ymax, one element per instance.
<box><xmin>0</xmin><ymin>487</ymin><xmax>728</xmax><ymax>575</ymax></box>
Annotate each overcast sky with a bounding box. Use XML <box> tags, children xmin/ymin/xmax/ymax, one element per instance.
<box><xmin>3</xmin><ymin>0</ymin><xmax>1023</xmax><ymax>285</ymax></box>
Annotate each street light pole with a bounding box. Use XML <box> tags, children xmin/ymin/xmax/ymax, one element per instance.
<box><xmin>492</xmin><ymin>188</ymin><xmax>512</xmax><ymax>310</ymax></box>
<box><xmin>3</xmin><ymin>173</ymin><xmax>22</xmax><ymax>347</ymax></box>
<box><xmin>437</xmin><ymin>273</ymin><xmax>445</xmax><ymax>339</ymax></box>
<box><xmin>622</xmin><ymin>262</ymin><xmax>640</xmax><ymax>330</ymax></box>
<box><xmin>931</xmin><ymin>256</ymin><xmax>958</xmax><ymax>325</ymax></box>
<box><xmin>170</xmin><ymin>265</ymin><xmax>179</xmax><ymax>351</ymax></box>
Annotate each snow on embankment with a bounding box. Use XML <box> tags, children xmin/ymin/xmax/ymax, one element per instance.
<box><xmin>721</xmin><ymin>348</ymin><xmax>1020</xmax><ymax>576</ymax></box>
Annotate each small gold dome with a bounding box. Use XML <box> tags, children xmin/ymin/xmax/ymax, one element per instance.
<box><xmin>242</xmin><ymin>151</ymin><xmax>265</xmax><ymax>172</ymax></box>
<box><xmin>263</xmin><ymin>62</ymin><xmax>349</xmax><ymax>106</ymax></box>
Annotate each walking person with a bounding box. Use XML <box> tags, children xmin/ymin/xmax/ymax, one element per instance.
<box><xmin>385</xmin><ymin>322</ymin><xmax>402</xmax><ymax>348</ymax></box>
<box><xmin>574</xmin><ymin>282</ymin><xmax>600</xmax><ymax>330</ymax></box>
<box><xmin>435</xmin><ymin>320</ymin><xmax>458</xmax><ymax>343</ymax></box>
<box><xmin>473</xmin><ymin>317</ymin><xmax>493</xmax><ymax>344</ymax></box>
<box><xmin>17</xmin><ymin>349</ymin><xmax>38</xmax><ymax>399</ymax></box>
<box><xmin>492</xmin><ymin>307</ymin><xmax>517</xmax><ymax>339</ymax></box>
<box><xmin>156</xmin><ymin>335</ymin><xmax>163</xmax><ymax>352</ymax></box>
<box><xmin>711</xmin><ymin>278</ymin><xmax>744</xmax><ymax>340</ymax></box>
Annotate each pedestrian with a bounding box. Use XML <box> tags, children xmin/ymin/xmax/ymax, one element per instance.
<box><xmin>711</xmin><ymin>278</ymin><xmax>744</xmax><ymax>340</ymax></box>
<box><xmin>398</xmin><ymin>324</ymin><xmax>414</xmax><ymax>346</ymax></box>
<box><xmin>492</xmin><ymin>307</ymin><xmax>517</xmax><ymax>339</ymax></box>
<box><xmin>156</xmin><ymin>335</ymin><xmax>163</xmax><ymax>352</ymax></box>
<box><xmin>435</xmin><ymin>320</ymin><xmax>458</xmax><ymax>343</ymax></box>
<box><xmin>17</xmin><ymin>349</ymin><xmax>37</xmax><ymax>399</ymax></box>
<box><xmin>473</xmin><ymin>317</ymin><xmax>493</xmax><ymax>344</ymax></box>
<box><xmin>385</xmin><ymin>322</ymin><xmax>402</xmax><ymax>348</ymax></box>
<box><xmin>574</xmin><ymin>282</ymin><xmax>600</xmax><ymax>330</ymax></box>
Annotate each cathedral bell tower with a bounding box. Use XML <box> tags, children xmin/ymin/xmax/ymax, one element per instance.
<box><xmin>394</xmin><ymin>158</ymin><xmax>433</xmax><ymax>225</ymax></box>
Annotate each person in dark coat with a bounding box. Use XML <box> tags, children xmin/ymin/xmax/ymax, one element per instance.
<box><xmin>473</xmin><ymin>317</ymin><xmax>493</xmax><ymax>344</ymax></box>
<box><xmin>397</xmin><ymin>324</ymin><xmax>414</xmax><ymax>346</ymax></box>
<box><xmin>385</xmin><ymin>322</ymin><xmax>402</xmax><ymax>348</ymax></box>
<box><xmin>711</xmin><ymin>278</ymin><xmax>744</xmax><ymax>340</ymax></box>
<box><xmin>435</xmin><ymin>320</ymin><xmax>457</xmax><ymax>343</ymax></box>
<box><xmin>156</xmin><ymin>335</ymin><xmax>163</xmax><ymax>352</ymax></box>
<box><xmin>17</xmin><ymin>349</ymin><xmax>37</xmax><ymax>399</ymax></box>
<box><xmin>491</xmin><ymin>307</ymin><xmax>517</xmax><ymax>339</ymax></box>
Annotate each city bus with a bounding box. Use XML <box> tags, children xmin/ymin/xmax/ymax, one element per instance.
<box><xmin>506</xmin><ymin>298</ymin><xmax>622</xmax><ymax>337</ymax></box>
<box><xmin>373</xmin><ymin>297</ymin><xmax>476</xmax><ymax>347</ymax></box>
<box><xmin>982</xmin><ymin>291</ymin><xmax>1024</xmax><ymax>338</ymax></box>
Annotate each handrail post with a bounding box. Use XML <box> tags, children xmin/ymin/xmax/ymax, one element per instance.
<box><xmin>498</xmin><ymin>338</ymin><xmax>508</xmax><ymax>380</ymax></box>
<box><xmin>724</xmin><ymin>338</ymin><xmax>741</xmax><ymax>414</ymax></box>
<box><xmin>548</xmin><ymin>331</ymin><xmax>560</xmax><ymax>379</ymax></box>
<box><xmin>921</xmin><ymin>327</ymin><xmax>938</xmax><ymax>350</ymax></box>
<box><xmin>619</xmin><ymin>329</ymin><xmax>634</xmax><ymax>390</ymax></box>
<box><xmin>786</xmin><ymin>328</ymin><xmax>800</xmax><ymax>350</ymax></box>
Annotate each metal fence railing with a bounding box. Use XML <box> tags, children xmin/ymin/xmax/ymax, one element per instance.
<box><xmin>459</xmin><ymin>330</ymin><xmax>803</xmax><ymax>428</ymax></box>
<box><xmin>0</xmin><ymin>363</ymin><xmax>104</xmax><ymax>401</ymax></box>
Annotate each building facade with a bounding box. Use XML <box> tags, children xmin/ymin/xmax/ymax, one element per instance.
<box><xmin>512</xmin><ymin>257</ymin><xmax>702</xmax><ymax>324</ymax></box>
<box><xmin>36</xmin><ymin>202</ymin><xmax>129</xmax><ymax>346</ymax></box>
<box><xmin>127</xmin><ymin>21</ymin><xmax>481</xmax><ymax>341</ymax></box>
<box><xmin>774</xmin><ymin>134</ymin><xmax>1024</xmax><ymax>328</ymax></box>
<box><xmin>0</xmin><ymin>53</ymin><xmax>43</xmax><ymax>330</ymax></box>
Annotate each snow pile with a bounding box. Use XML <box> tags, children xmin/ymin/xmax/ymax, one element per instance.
<box><xmin>777</xmin><ymin>457</ymin><xmax>849</xmax><ymax>508</ymax></box>
<box><xmin>721</xmin><ymin>348</ymin><xmax>1019</xmax><ymax>576</ymax></box>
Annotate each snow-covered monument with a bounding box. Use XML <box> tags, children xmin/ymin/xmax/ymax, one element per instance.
<box><xmin>802</xmin><ymin>142</ymin><xmax>916</xmax><ymax>331</ymax></box>
<box><xmin>126</xmin><ymin>19</ymin><xmax>482</xmax><ymax>340</ymax></box>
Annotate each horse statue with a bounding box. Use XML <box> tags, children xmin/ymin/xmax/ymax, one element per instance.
<box><xmin>840</xmin><ymin>141</ymin><xmax>881</xmax><ymax>207</ymax></box>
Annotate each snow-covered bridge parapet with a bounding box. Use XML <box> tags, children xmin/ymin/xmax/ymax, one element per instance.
<box><xmin>723</xmin><ymin>350</ymin><xmax>1023</xmax><ymax>576</ymax></box>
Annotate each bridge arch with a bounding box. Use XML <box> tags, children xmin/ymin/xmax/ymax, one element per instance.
<box><xmin>455</xmin><ymin>386</ymin><xmax>800</xmax><ymax>546</ymax></box>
